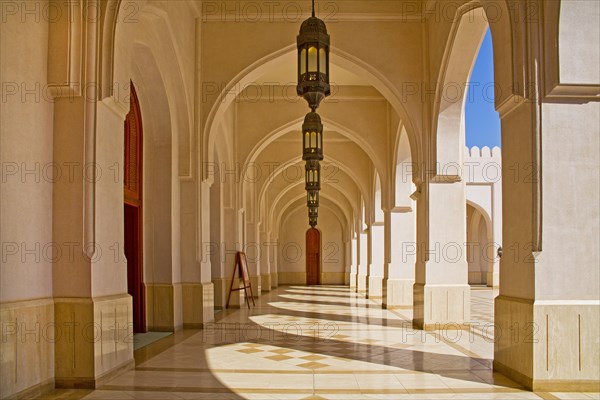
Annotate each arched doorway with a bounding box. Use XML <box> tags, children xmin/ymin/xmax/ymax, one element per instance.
<box><xmin>466</xmin><ymin>203</ymin><xmax>492</xmax><ymax>286</ymax></box>
<box><xmin>124</xmin><ymin>83</ymin><xmax>146</xmax><ymax>333</ymax></box>
<box><xmin>306</xmin><ymin>228</ymin><xmax>321</xmax><ymax>285</ymax></box>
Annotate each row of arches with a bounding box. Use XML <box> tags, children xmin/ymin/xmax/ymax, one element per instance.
<box><xmin>1</xmin><ymin>1</ymin><xmax>589</xmax><ymax>396</ymax></box>
<box><xmin>107</xmin><ymin>0</ymin><xmax>500</xmax><ymax>327</ymax></box>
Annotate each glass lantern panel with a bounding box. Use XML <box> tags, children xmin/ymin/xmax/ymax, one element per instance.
<box><xmin>310</xmin><ymin>131</ymin><xmax>316</xmax><ymax>149</ymax></box>
<box><xmin>319</xmin><ymin>48</ymin><xmax>327</xmax><ymax>74</ymax></box>
<box><xmin>317</xmin><ymin>132</ymin><xmax>321</xmax><ymax>149</ymax></box>
<box><xmin>304</xmin><ymin>131</ymin><xmax>309</xmax><ymax>148</ymax></box>
<box><xmin>308</xmin><ymin>46</ymin><xmax>317</xmax><ymax>72</ymax></box>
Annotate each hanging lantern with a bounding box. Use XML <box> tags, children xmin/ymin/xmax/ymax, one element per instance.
<box><xmin>305</xmin><ymin>160</ymin><xmax>321</xmax><ymax>191</ymax></box>
<box><xmin>297</xmin><ymin>0</ymin><xmax>330</xmax><ymax>111</ymax></box>
<box><xmin>307</xmin><ymin>189</ymin><xmax>319</xmax><ymax>208</ymax></box>
<box><xmin>308</xmin><ymin>206</ymin><xmax>319</xmax><ymax>227</ymax></box>
<box><xmin>302</xmin><ymin>111</ymin><xmax>323</xmax><ymax>161</ymax></box>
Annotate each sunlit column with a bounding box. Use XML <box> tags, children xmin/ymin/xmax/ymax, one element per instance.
<box><xmin>368</xmin><ymin>222</ymin><xmax>384</xmax><ymax>302</ymax></box>
<box><xmin>414</xmin><ymin>180</ymin><xmax>470</xmax><ymax>329</ymax></box>
<box><xmin>357</xmin><ymin>229</ymin><xmax>368</xmax><ymax>294</ymax></box>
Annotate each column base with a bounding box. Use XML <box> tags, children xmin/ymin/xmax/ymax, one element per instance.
<box><xmin>494</xmin><ymin>295</ymin><xmax>600</xmax><ymax>391</ymax></box>
<box><xmin>249</xmin><ymin>276</ymin><xmax>261</xmax><ymax>297</ymax></box>
<box><xmin>367</xmin><ymin>276</ymin><xmax>383</xmax><ymax>301</ymax></box>
<box><xmin>54</xmin><ymin>294</ymin><xmax>134</xmax><ymax>388</ymax></box>
<box><xmin>382</xmin><ymin>278</ymin><xmax>414</xmax><ymax>309</ymax></box>
<box><xmin>468</xmin><ymin>271</ymin><xmax>486</xmax><ymax>285</ymax></box>
<box><xmin>412</xmin><ymin>283</ymin><xmax>470</xmax><ymax>330</ymax></box>
<box><xmin>212</xmin><ymin>278</ymin><xmax>227</xmax><ymax>310</ymax></box>
<box><xmin>349</xmin><ymin>272</ymin><xmax>357</xmax><ymax>289</ymax></box>
<box><xmin>270</xmin><ymin>272</ymin><xmax>278</xmax><ymax>288</ymax></box>
<box><xmin>146</xmin><ymin>283</ymin><xmax>183</xmax><ymax>331</ymax></box>
<box><xmin>487</xmin><ymin>270</ymin><xmax>499</xmax><ymax>288</ymax></box>
<box><xmin>181</xmin><ymin>282</ymin><xmax>214</xmax><ymax>328</ymax></box>
<box><xmin>357</xmin><ymin>274</ymin><xmax>367</xmax><ymax>294</ymax></box>
<box><xmin>261</xmin><ymin>274</ymin><xmax>272</xmax><ymax>292</ymax></box>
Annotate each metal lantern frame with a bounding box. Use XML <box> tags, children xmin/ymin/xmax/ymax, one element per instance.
<box><xmin>305</xmin><ymin>160</ymin><xmax>321</xmax><ymax>191</ymax></box>
<box><xmin>307</xmin><ymin>189</ymin><xmax>319</xmax><ymax>208</ymax></box>
<box><xmin>308</xmin><ymin>206</ymin><xmax>319</xmax><ymax>227</ymax></box>
<box><xmin>302</xmin><ymin>111</ymin><xmax>323</xmax><ymax>161</ymax></box>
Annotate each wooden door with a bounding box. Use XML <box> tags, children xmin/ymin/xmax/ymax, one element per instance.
<box><xmin>306</xmin><ymin>228</ymin><xmax>320</xmax><ymax>285</ymax></box>
<box><xmin>124</xmin><ymin>83</ymin><xmax>146</xmax><ymax>333</ymax></box>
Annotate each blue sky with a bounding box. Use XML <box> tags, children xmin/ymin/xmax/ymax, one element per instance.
<box><xmin>465</xmin><ymin>29</ymin><xmax>501</xmax><ymax>148</ymax></box>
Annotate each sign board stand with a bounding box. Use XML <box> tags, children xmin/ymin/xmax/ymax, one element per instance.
<box><xmin>225</xmin><ymin>251</ymin><xmax>256</xmax><ymax>309</ymax></box>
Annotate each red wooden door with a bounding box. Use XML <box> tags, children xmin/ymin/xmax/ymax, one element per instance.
<box><xmin>124</xmin><ymin>83</ymin><xmax>146</xmax><ymax>333</ymax></box>
<box><xmin>306</xmin><ymin>228</ymin><xmax>320</xmax><ymax>285</ymax></box>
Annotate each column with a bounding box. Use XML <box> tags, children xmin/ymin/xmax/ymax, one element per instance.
<box><xmin>50</xmin><ymin>2</ymin><xmax>134</xmax><ymax>387</ymax></box>
<box><xmin>357</xmin><ymin>229</ymin><xmax>369</xmax><ymax>294</ymax></box>
<box><xmin>245</xmin><ymin>221</ymin><xmax>261</xmax><ymax>297</ymax></box>
<box><xmin>269</xmin><ymin>237</ymin><xmax>279</xmax><ymax>288</ymax></box>
<box><xmin>368</xmin><ymin>222</ymin><xmax>384</xmax><ymax>302</ymax></box>
<box><xmin>413</xmin><ymin>180</ymin><xmax>470</xmax><ymax>330</ymax></box>
<box><xmin>344</xmin><ymin>239</ymin><xmax>352</xmax><ymax>285</ymax></box>
<box><xmin>349</xmin><ymin>236</ymin><xmax>358</xmax><ymax>290</ymax></box>
<box><xmin>493</xmin><ymin>100</ymin><xmax>600</xmax><ymax>390</ymax></box>
<box><xmin>181</xmin><ymin>180</ymin><xmax>215</xmax><ymax>327</ymax></box>
<box><xmin>383</xmin><ymin>208</ymin><xmax>416</xmax><ymax>308</ymax></box>
<box><xmin>259</xmin><ymin>229</ymin><xmax>272</xmax><ymax>292</ymax></box>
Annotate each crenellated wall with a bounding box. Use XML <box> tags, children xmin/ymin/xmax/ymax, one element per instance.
<box><xmin>463</xmin><ymin>146</ymin><xmax>502</xmax><ymax>287</ymax></box>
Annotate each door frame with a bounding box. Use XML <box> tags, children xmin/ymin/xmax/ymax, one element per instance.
<box><xmin>124</xmin><ymin>82</ymin><xmax>146</xmax><ymax>333</ymax></box>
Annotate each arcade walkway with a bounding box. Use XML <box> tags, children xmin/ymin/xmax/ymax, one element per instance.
<box><xmin>37</xmin><ymin>287</ymin><xmax>596</xmax><ymax>400</ymax></box>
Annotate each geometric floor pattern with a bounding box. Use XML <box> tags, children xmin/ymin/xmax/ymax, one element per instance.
<box><xmin>36</xmin><ymin>286</ymin><xmax>599</xmax><ymax>399</ymax></box>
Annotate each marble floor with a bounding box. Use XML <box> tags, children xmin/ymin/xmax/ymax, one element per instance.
<box><xmin>37</xmin><ymin>286</ymin><xmax>598</xmax><ymax>400</ymax></box>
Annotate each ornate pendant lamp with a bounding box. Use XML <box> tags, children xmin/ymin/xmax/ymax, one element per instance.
<box><xmin>305</xmin><ymin>160</ymin><xmax>320</xmax><ymax>227</ymax></box>
<box><xmin>302</xmin><ymin>111</ymin><xmax>323</xmax><ymax>161</ymax></box>
<box><xmin>297</xmin><ymin>0</ymin><xmax>331</xmax><ymax>111</ymax></box>
<box><xmin>308</xmin><ymin>206</ymin><xmax>319</xmax><ymax>228</ymax></box>
<box><xmin>305</xmin><ymin>160</ymin><xmax>321</xmax><ymax>192</ymax></box>
<box><xmin>297</xmin><ymin>0</ymin><xmax>330</xmax><ymax>227</ymax></box>
<box><xmin>307</xmin><ymin>189</ymin><xmax>319</xmax><ymax>208</ymax></box>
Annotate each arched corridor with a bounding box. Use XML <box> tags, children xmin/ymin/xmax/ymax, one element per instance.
<box><xmin>1</xmin><ymin>1</ymin><xmax>598</xmax><ymax>399</ymax></box>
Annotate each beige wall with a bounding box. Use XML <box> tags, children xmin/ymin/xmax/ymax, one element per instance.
<box><xmin>0</xmin><ymin>0</ymin><xmax>54</xmax><ymax>302</ymax></box>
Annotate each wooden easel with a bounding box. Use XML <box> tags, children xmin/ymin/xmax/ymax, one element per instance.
<box><xmin>225</xmin><ymin>251</ymin><xmax>256</xmax><ymax>309</ymax></box>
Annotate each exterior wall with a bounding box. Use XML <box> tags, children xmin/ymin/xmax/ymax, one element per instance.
<box><xmin>464</xmin><ymin>146</ymin><xmax>502</xmax><ymax>287</ymax></box>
